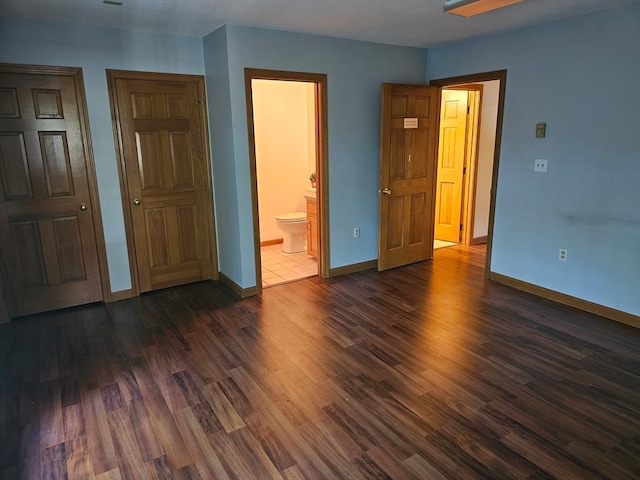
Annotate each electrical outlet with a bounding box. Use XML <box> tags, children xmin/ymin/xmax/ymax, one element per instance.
<box><xmin>353</xmin><ymin>227</ymin><xmax>360</xmax><ymax>239</ymax></box>
<box><xmin>534</xmin><ymin>159</ymin><xmax>547</xmax><ymax>173</ymax></box>
<box><xmin>559</xmin><ymin>248</ymin><xmax>567</xmax><ymax>262</ymax></box>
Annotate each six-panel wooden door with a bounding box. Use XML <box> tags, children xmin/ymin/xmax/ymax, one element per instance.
<box><xmin>109</xmin><ymin>72</ymin><xmax>215</xmax><ymax>293</ymax></box>
<box><xmin>378</xmin><ymin>84</ymin><xmax>438</xmax><ymax>271</ymax></box>
<box><xmin>434</xmin><ymin>89</ymin><xmax>469</xmax><ymax>243</ymax></box>
<box><xmin>0</xmin><ymin>66</ymin><xmax>103</xmax><ymax>316</ymax></box>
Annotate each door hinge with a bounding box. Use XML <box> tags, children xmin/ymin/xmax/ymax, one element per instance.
<box><xmin>467</xmin><ymin>106</ymin><xmax>470</xmax><ymax>115</ymax></box>
<box><xmin>463</xmin><ymin>167</ymin><xmax>467</xmax><ymax>174</ymax></box>
<box><xmin>460</xmin><ymin>224</ymin><xmax>463</xmax><ymax>231</ymax></box>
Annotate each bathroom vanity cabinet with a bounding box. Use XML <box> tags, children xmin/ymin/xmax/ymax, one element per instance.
<box><xmin>306</xmin><ymin>197</ymin><xmax>318</xmax><ymax>258</ymax></box>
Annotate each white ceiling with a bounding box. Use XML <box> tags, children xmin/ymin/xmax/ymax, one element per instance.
<box><xmin>1</xmin><ymin>0</ymin><xmax>638</xmax><ymax>48</ymax></box>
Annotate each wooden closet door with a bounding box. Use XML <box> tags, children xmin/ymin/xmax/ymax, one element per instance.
<box><xmin>0</xmin><ymin>67</ymin><xmax>103</xmax><ymax>316</ymax></box>
<box><xmin>110</xmin><ymin>72</ymin><xmax>215</xmax><ymax>293</ymax></box>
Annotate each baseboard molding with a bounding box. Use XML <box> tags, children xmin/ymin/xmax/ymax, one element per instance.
<box><xmin>260</xmin><ymin>238</ymin><xmax>283</xmax><ymax>247</ymax></box>
<box><xmin>329</xmin><ymin>259</ymin><xmax>378</xmax><ymax>277</ymax></box>
<box><xmin>489</xmin><ymin>272</ymin><xmax>640</xmax><ymax>329</ymax></box>
<box><xmin>219</xmin><ymin>272</ymin><xmax>259</xmax><ymax>298</ymax></box>
<box><xmin>471</xmin><ymin>235</ymin><xmax>487</xmax><ymax>245</ymax></box>
<box><xmin>110</xmin><ymin>289</ymin><xmax>135</xmax><ymax>302</ymax></box>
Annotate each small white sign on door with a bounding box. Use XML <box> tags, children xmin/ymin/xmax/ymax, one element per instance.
<box><xmin>404</xmin><ymin>117</ymin><xmax>418</xmax><ymax>129</ymax></box>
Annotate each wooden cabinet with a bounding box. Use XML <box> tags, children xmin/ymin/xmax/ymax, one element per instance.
<box><xmin>306</xmin><ymin>197</ymin><xmax>318</xmax><ymax>258</ymax></box>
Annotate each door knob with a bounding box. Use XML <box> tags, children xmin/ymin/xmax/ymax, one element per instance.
<box><xmin>379</xmin><ymin>187</ymin><xmax>392</xmax><ymax>195</ymax></box>
<box><xmin>133</xmin><ymin>198</ymin><xmax>141</xmax><ymax>205</ymax></box>
<box><xmin>79</xmin><ymin>203</ymin><xmax>88</xmax><ymax>211</ymax></box>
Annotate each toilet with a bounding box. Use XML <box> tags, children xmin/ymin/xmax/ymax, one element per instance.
<box><xmin>275</xmin><ymin>212</ymin><xmax>307</xmax><ymax>253</ymax></box>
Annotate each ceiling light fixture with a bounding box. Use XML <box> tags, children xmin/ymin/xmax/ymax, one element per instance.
<box><xmin>444</xmin><ymin>0</ymin><xmax>523</xmax><ymax>17</ymax></box>
<box><xmin>103</xmin><ymin>0</ymin><xmax>123</xmax><ymax>5</ymax></box>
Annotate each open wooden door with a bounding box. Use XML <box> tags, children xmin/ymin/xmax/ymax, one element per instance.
<box><xmin>378</xmin><ymin>84</ymin><xmax>438</xmax><ymax>271</ymax></box>
<box><xmin>0</xmin><ymin>65</ymin><xmax>105</xmax><ymax>317</ymax></box>
<box><xmin>108</xmin><ymin>71</ymin><xmax>216</xmax><ymax>293</ymax></box>
<box><xmin>434</xmin><ymin>89</ymin><xmax>469</xmax><ymax>243</ymax></box>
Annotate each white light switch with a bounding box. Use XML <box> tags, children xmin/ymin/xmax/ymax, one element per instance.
<box><xmin>534</xmin><ymin>159</ymin><xmax>547</xmax><ymax>173</ymax></box>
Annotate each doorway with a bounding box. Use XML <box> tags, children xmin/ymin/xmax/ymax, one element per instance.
<box><xmin>434</xmin><ymin>81</ymin><xmax>500</xmax><ymax>251</ymax></box>
<box><xmin>244</xmin><ymin>69</ymin><xmax>329</xmax><ymax>293</ymax></box>
<box><xmin>434</xmin><ymin>87</ymin><xmax>479</xmax><ymax>247</ymax></box>
<box><xmin>430</xmin><ymin>70</ymin><xmax>507</xmax><ymax>274</ymax></box>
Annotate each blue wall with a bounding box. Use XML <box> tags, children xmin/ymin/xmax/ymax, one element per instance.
<box><xmin>203</xmin><ymin>27</ymin><xmax>244</xmax><ymax>284</ymax></box>
<box><xmin>203</xmin><ymin>25</ymin><xmax>427</xmax><ymax>288</ymax></box>
<box><xmin>427</xmin><ymin>5</ymin><xmax>640</xmax><ymax>315</ymax></box>
<box><xmin>3</xmin><ymin>6</ymin><xmax>638</xmax><ymax>317</ymax></box>
<box><xmin>0</xmin><ymin>17</ymin><xmax>206</xmax><ymax>292</ymax></box>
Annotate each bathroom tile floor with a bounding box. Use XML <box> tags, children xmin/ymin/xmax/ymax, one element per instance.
<box><xmin>261</xmin><ymin>243</ymin><xmax>317</xmax><ymax>288</ymax></box>
<box><xmin>261</xmin><ymin>240</ymin><xmax>455</xmax><ymax>288</ymax></box>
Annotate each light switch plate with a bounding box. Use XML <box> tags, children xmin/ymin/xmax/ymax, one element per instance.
<box><xmin>534</xmin><ymin>159</ymin><xmax>547</xmax><ymax>173</ymax></box>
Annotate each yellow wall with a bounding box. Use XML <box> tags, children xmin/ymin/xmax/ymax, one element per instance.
<box><xmin>252</xmin><ymin>80</ymin><xmax>316</xmax><ymax>241</ymax></box>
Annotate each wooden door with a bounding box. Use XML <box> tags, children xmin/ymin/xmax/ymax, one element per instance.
<box><xmin>378</xmin><ymin>84</ymin><xmax>438</xmax><ymax>271</ymax></box>
<box><xmin>0</xmin><ymin>66</ymin><xmax>103</xmax><ymax>317</ymax></box>
<box><xmin>109</xmin><ymin>72</ymin><xmax>215</xmax><ymax>293</ymax></box>
<box><xmin>434</xmin><ymin>89</ymin><xmax>469</xmax><ymax>243</ymax></box>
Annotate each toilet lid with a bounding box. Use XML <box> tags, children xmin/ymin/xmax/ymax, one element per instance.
<box><xmin>276</xmin><ymin>211</ymin><xmax>307</xmax><ymax>222</ymax></box>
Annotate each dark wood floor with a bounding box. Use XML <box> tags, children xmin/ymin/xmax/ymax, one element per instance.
<box><xmin>1</xmin><ymin>245</ymin><xmax>639</xmax><ymax>479</ymax></box>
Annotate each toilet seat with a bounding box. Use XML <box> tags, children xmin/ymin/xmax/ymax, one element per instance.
<box><xmin>275</xmin><ymin>212</ymin><xmax>307</xmax><ymax>222</ymax></box>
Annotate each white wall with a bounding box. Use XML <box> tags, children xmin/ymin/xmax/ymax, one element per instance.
<box><xmin>473</xmin><ymin>80</ymin><xmax>499</xmax><ymax>239</ymax></box>
<box><xmin>427</xmin><ymin>5</ymin><xmax>640</xmax><ymax>316</ymax></box>
<box><xmin>253</xmin><ymin>80</ymin><xmax>315</xmax><ymax>241</ymax></box>
<box><xmin>0</xmin><ymin>17</ymin><xmax>206</xmax><ymax>293</ymax></box>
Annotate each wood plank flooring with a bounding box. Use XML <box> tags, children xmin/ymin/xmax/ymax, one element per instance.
<box><xmin>1</xmin><ymin>245</ymin><xmax>639</xmax><ymax>479</ymax></box>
